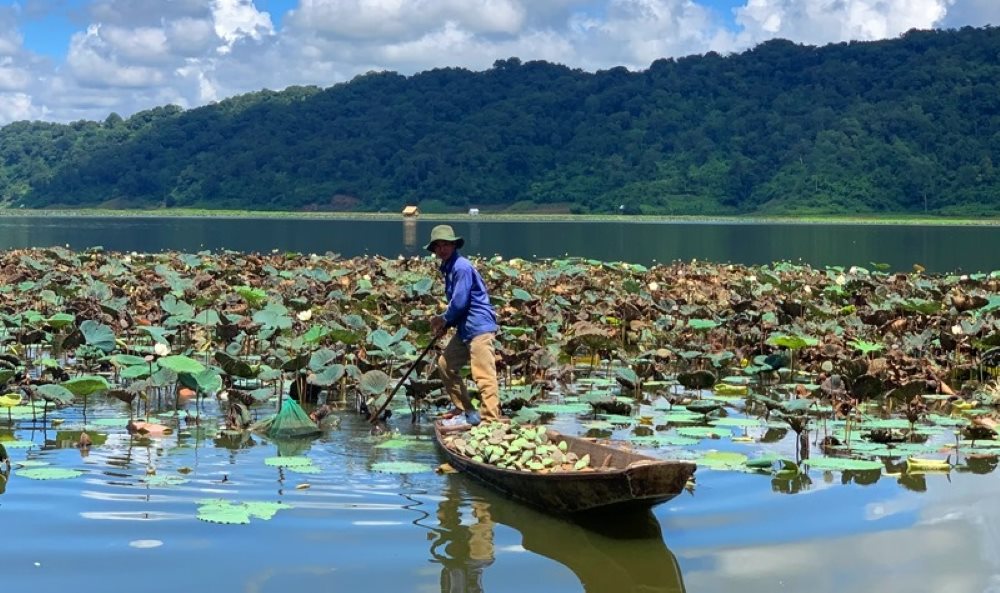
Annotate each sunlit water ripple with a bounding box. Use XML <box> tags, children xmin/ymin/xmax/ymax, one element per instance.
<box><xmin>4</xmin><ymin>395</ymin><xmax>1000</xmax><ymax>593</ymax></box>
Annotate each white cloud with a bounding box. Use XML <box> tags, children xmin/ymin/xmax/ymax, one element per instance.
<box><xmin>212</xmin><ymin>0</ymin><xmax>275</xmax><ymax>50</ymax></box>
<box><xmin>0</xmin><ymin>57</ymin><xmax>32</xmax><ymax>91</ymax></box>
<box><xmin>574</xmin><ymin>0</ymin><xmax>738</xmax><ymax>69</ymax></box>
<box><xmin>99</xmin><ymin>25</ymin><xmax>170</xmax><ymax>63</ymax></box>
<box><xmin>88</xmin><ymin>0</ymin><xmax>208</xmax><ymax>26</ymax></box>
<box><xmin>0</xmin><ymin>92</ymin><xmax>46</xmax><ymax>121</ymax></box>
<box><xmin>66</xmin><ymin>24</ymin><xmax>166</xmax><ymax>88</ymax></box>
<box><xmin>165</xmin><ymin>17</ymin><xmax>221</xmax><ymax>56</ymax></box>
<box><xmin>735</xmin><ymin>0</ymin><xmax>951</xmax><ymax>45</ymax></box>
<box><xmin>2</xmin><ymin>0</ymin><xmax>1000</xmax><ymax>124</ymax></box>
<box><xmin>288</xmin><ymin>0</ymin><xmax>526</xmax><ymax>41</ymax></box>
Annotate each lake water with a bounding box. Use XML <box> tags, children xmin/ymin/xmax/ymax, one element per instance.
<box><xmin>0</xmin><ymin>215</ymin><xmax>997</xmax><ymax>272</ymax></box>
<box><xmin>6</xmin><ymin>394</ymin><xmax>1000</xmax><ymax>593</ymax></box>
<box><xmin>3</xmin><ymin>215</ymin><xmax>1000</xmax><ymax>593</ymax></box>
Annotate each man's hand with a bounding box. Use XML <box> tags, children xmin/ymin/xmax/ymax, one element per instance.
<box><xmin>430</xmin><ymin>315</ymin><xmax>446</xmax><ymax>334</ymax></box>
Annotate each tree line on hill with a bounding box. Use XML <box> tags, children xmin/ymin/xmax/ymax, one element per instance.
<box><xmin>1</xmin><ymin>25</ymin><xmax>999</xmax><ymax>215</ymax></box>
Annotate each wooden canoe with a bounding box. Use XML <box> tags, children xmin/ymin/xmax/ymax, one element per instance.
<box><xmin>434</xmin><ymin>422</ymin><xmax>696</xmax><ymax>514</ymax></box>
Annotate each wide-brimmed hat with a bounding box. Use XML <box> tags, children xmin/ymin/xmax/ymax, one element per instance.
<box><xmin>424</xmin><ymin>224</ymin><xmax>465</xmax><ymax>251</ymax></box>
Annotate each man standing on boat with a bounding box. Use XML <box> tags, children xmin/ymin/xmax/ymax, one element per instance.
<box><xmin>426</xmin><ymin>224</ymin><xmax>501</xmax><ymax>426</ymax></box>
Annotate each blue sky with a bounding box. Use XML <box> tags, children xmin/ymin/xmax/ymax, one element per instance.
<box><xmin>1</xmin><ymin>0</ymin><xmax>998</xmax><ymax>124</ymax></box>
<box><xmin>16</xmin><ymin>0</ymin><xmax>747</xmax><ymax>58</ymax></box>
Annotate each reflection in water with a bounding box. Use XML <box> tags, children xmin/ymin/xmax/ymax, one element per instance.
<box><xmin>403</xmin><ymin>219</ymin><xmax>418</xmax><ymax>253</ymax></box>
<box><xmin>431</xmin><ymin>483</ymin><xmax>495</xmax><ymax>593</ymax></box>
<box><xmin>428</xmin><ymin>480</ymin><xmax>686</xmax><ymax>593</ymax></box>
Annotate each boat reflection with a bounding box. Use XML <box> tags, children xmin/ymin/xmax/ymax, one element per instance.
<box><xmin>429</xmin><ymin>479</ymin><xmax>686</xmax><ymax>593</ymax></box>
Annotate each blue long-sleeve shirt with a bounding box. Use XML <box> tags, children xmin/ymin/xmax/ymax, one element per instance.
<box><xmin>439</xmin><ymin>251</ymin><xmax>498</xmax><ymax>342</ymax></box>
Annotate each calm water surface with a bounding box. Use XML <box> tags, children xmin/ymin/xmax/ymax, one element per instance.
<box><xmin>3</xmin><ymin>397</ymin><xmax>1000</xmax><ymax>593</ymax></box>
<box><xmin>0</xmin><ymin>216</ymin><xmax>996</xmax><ymax>272</ymax></box>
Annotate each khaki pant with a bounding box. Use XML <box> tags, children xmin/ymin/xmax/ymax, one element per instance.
<box><xmin>437</xmin><ymin>332</ymin><xmax>501</xmax><ymax>421</ymax></box>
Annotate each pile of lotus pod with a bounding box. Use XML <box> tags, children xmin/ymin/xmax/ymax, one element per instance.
<box><xmin>442</xmin><ymin>422</ymin><xmax>592</xmax><ymax>473</ymax></box>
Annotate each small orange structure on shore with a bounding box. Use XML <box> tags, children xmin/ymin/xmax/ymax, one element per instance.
<box><xmin>402</xmin><ymin>205</ymin><xmax>420</xmax><ymax>217</ymax></box>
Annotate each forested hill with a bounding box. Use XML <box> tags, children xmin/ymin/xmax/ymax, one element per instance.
<box><xmin>2</xmin><ymin>26</ymin><xmax>1000</xmax><ymax>215</ymax></box>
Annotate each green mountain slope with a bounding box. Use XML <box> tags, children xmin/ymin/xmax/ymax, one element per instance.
<box><xmin>2</xmin><ymin>26</ymin><xmax>999</xmax><ymax>215</ymax></box>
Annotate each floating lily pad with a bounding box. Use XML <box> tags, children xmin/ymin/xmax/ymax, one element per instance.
<box><xmin>196</xmin><ymin>500</ymin><xmax>292</xmax><ymax>524</ymax></box>
<box><xmin>88</xmin><ymin>418</ymin><xmax>131</xmax><ymax>427</ymax></box>
<box><xmin>710</xmin><ymin>418</ymin><xmax>762</xmax><ymax>428</ymax></box>
<box><xmin>806</xmin><ymin>457</ymin><xmax>883</xmax><ymax>472</ymax></box>
<box><xmin>926</xmin><ymin>414</ymin><xmax>969</xmax><ymax>427</ymax></box>
<box><xmin>144</xmin><ymin>474</ymin><xmax>190</xmax><ymax>487</ymax></box>
<box><xmin>531</xmin><ymin>403</ymin><xmax>591</xmax><ymax>414</ymax></box>
<box><xmin>18</xmin><ymin>467</ymin><xmax>84</xmax><ymax>480</ymax></box>
<box><xmin>264</xmin><ymin>456</ymin><xmax>314</xmax><ymax>467</ymax></box>
<box><xmin>747</xmin><ymin>455</ymin><xmax>797</xmax><ymax>471</ymax></box>
<box><xmin>656</xmin><ymin>412</ymin><xmax>703</xmax><ymax>424</ymax></box>
<box><xmin>598</xmin><ymin>414</ymin><xmax>635</xmax><ymax>425</ymax></box>
<box><xmin>371</xmin><ymin>461</ymin><xmax>434</xmax><ymax>474</ymax></box>
<box><xmin>677</xmin><ymin>426</ymin><xmax>729</xmax><ymax>439</ymax></box>
<box><xmin>629</xmin><ymin>434</ymin><xmax>700</xmax><ymax>447</ymax></box>
<box><xmin>860</xmin><ymin>418</ymin><xmax>916</xmax><ymax>430</ymax></box>
<box><xmin>285</xmin><ymin>464</ymin><xmax>323</xmax><ymax>474</ymax></box>
<box><xmin>697</xmin><ymin>451</ymin><xmax>748</xmax><ymax>470</ymax></box>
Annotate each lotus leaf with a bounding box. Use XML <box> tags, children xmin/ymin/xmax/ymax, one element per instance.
<box><xmin>630</xmin><ymin>435</ymin><xmax>700</xmax><ymax>447</ymax></box>
<box><xmin>676</xmin><ymin>426</ymin><xmax>729</xmax><ymax>439</ymax></box>
<box><xmin>371</xmin><ymin>461</ymin><xmax>434</xmax><ymax>474</ymax></box>
<box><xmin>214</xmin><ymin>351</ymin><xmax>257</xmax><ymax>378</ymax></box>
<box><xmin>197</xmin><ymin>500</ymin><xmax>291</xmax><ymax>524</ymax></box>
<box><xmin>302</xmin><ymin>325</ymin><xmax>331</xmax><ymax>344</ymax></box>
<box><xmin>157</xmin><ymin>355</ymin><xmax>206</xmax><ymax>374</ymax></box>
<box><xmin>80</xmin><ymin>320</ymin><xmax>116</xmax><ymax>353</ymax></box>
<box><xmin>253</xmin><ymin>309</ymin><xmax>293</xmax><ymax>330</ymax></box>
<box><xmin>285</xmin><ymin>464</ymin><xmax>323</xmax><ymax>474</ymax></box>
<box><xmin>677</xmin><ymin>370</ymin><xmax>716</xmax><ymax>390</ymax></box>
<box><xmin>697</xmin><ymin>451</ymin><xmax>748</xmax><ymax>470</ymax></box>
<box><xmin>906</xmin><ymin>457</ymin><xmax>951</xmax><ymax>472</ymax></box>
<box><xmin>806</xmin><ymin>457</ymin><xmax>883</xmax><ymax>472</ymax></box>
<box><xmin>687</xmin><ymin>319</ymin><xmax>718</xmax><ymax>330</ymax></box>
<box><xmin>144</xmin><ymin>474</ymin><xmax>190</xmax><ymax>487</ymax></box>
<box><xmin>264</xmin><ymin>456</ymin><xmax>314</xmax><ymax>467</ymax></box>
<box><xmin>767</xmin><ymin>334</ymin><xmax>819</xmax><ymax>350</ymax></box>
<box><xmin>110</xmin><ymin>354</ymin><xmax>147</xmax><ymax>367</ymax></box>
<box><xmin>179</xmin><ymin>369</ymin><xmax>223</xmax><ymax>396</ymax></box>
<box><xmin>121</xmin><ymin>364</ymin><xmax>154</xmax><ymax>380</ymax></box>
<box><xmin>60</xmin><ymin>376</ymin><xmax>110</xmax><ymax>397</ymax></box>
<box><xmin>18</xmin><ymin>467</ymin><xmax>83</xmax><ymax>480</ymax></box>
<box><xmin>46</xmin><ymin>313</ymin><xmax>75</xmax><ymax>329</ymax></box>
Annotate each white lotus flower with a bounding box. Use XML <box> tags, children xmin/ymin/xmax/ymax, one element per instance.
<box><xmin>835</xmin><ymin>274</ymin><xmax>847</xmax><ymax>286</ymax></box>
<box><xmin>297</xmin><ymin>310</ymin><xmax>313</xmax><ymax>322</ymax></box>
<box><xmin>648</xmin><ymin>282</ymin><xmax>659</xmax><ymax>292</ymax></box>
<box><xmin>154</xmin><ymin>343</ymin><xmax>171</xmax><ymax>357</ymax></box>
<box><xmin>952</xmin><ymin>324</ymin><xmax>963</xmax><ymax>336</ymax></box>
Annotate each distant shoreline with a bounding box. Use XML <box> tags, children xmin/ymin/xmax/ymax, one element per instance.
<box><xmin>0</xmin><ymin>208</ymin><xmax>997</xmax><ymax>226</ymax></box>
